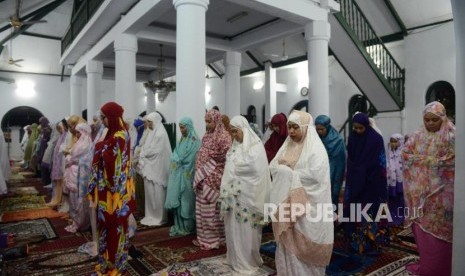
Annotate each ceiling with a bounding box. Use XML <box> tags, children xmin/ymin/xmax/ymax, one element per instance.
<box><xmin>0</xmin><ymin>0</ymin><xmax>454</xmax><ymax>79</ymax></box>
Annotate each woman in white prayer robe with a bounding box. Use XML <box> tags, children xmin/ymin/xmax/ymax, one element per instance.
<box><xmin>220</xmin><ymin>116</ymin><xmax>271</xmax><ymax>275</ymax></box>
<box><xmin>269</xmin><ymin>110</ymin><xmax>333</xmax><ymax>276</ymax></box>
<box><xmin>139</xmin><ymin>112</ymin><xmax>171</xmax><ymax>226</ymax></box>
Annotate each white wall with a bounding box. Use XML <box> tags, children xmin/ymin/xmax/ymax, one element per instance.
<box><xmin>0</xmin><ymin>72</ymin><xmax>71</xmax><ymax>124</ymax></box>
<box><xmin>206</xmin><ymin>77</ymin><xmax>226</xmax><ymax>112</ymax></box>
<box><xmin>403</xmin><ymin>22</ymin><xmax>456</xmax><ymax>134</ymax></box>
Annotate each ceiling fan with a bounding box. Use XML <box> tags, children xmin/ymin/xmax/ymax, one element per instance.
<box><xmin>264</xmin><ymin>39</ymin><xmax>301</xmax><ymax>61</ymax></box>
<box><xmin>9</xmin><ymin>0</ymin><xmax>47</xmax><ymax>30</ymax></box>
<box><xmin>2</xmin><ymin>30</ymin><xmax>24</xmax><ymax>67</ymax></box>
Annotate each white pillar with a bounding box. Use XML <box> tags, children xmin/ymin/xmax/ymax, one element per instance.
<box><xmin>224</xmin><ymin>51</ymin><xmax>241</xmax><ymax>117</ymax></box>
<box><xmin>451</xmin><ymin>1</ymin><xmax>465</xmax><ymax>275</ymax></box>
<box><xmin>114</xmin><ymin>33</ymin><xmax>138</xmax><ymax>120</ymax></box>
<box><xmin>264</xmin><ymin>61</ymin><xmax>277</xmax><ymax>122</ymax></box>
<box><xmin>174</xmin><ymin>0</ymin><xmax>209</xmax><ymax>137</ymax></box>
<box><xmin>305</xmin><ymin>20</ymin><xmax>331</xmax><ymax>118</ymax></box>
<box><xmin>86</xmin><ymin>60</ymin><xmax>103</xmax><ymax>119</ymax></box>
<box><xmin>145</xmin><ymin>85</ymin><xmax>156</xmax><ymax>113</ymax></box>
<box><xmin>70</xmin><ymin>75</ymin><xmax>83</xmax><ymax>116</ymax></box>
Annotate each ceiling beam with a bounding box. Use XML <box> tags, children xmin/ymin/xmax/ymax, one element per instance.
<box><xmin>245</xmin><ymin>50</ymin><xmax>264</xmax><ymax>70</ymax></box>
<box><xmin>22</xmin><ymin>31</ymin><xmax>61</xmax><ymax>40</ymax></box>
<box><xmin>0</xmin><ymin>0</ymin><xmax>68</xmax><ymax>46</ymax></box>
<box><xmin>230</xmin><ymin>19</ymin><xmax>303</xmax><ymax>51</ymax></box>
<box><xmin>226</xmin><ymin>0</ymin><xmax>330</xmax><ymax>24</ymax></box>
<box><xmin>207</xmin><ymin>64</ymin><xmax>223</xmax><ymax>79</ymax></box>
<box><xmin>137</xmin><ymin>26</ymin><xmax>231</xmax><ymax>52</ymax></box>
<box><xmin>0</xmin><ymin>0</ymin><xmax>56</xmax><ymax>33</ymax></box>
<box><xmin>68</xmin><ymin>0</ymin><xmax>172</xmax><ymax>75</ymax></box>
<box><xmin>383</xmin><ymin>0</ymin><xmax>407</xmax><ymax>36</ymax></box>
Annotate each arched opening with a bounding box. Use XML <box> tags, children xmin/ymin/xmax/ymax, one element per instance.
<box><xmin>291</xmin><ymin>100</ymin><xmax>308</xmax><ymax>113</ymax></box>
<box><xmin>1</xmin><ymin>106</ymin><xmax>44</xmax><ymax>141</ymax></box>
<box><xmin>425</xmin><ymin>81</ymin><xmax>455</xmax><ymax>123</ymax></box>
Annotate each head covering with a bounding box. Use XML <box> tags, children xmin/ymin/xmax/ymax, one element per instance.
<box><xmin>100</xmin><ymin>101</ymin><xmax>125</xmax><ymax>139</ymax></box>
<box><xmin>229</xmin><ymin>116</ymin><xmax>262</xmax><ymax>154</ymax></box>
<box><xmin>39</xmin><ymin>116</ymin><xmax>50</xmax><ymax>128</ymax></box>
<box><xmin>146</xmin><ymin>112</ymin><xmax>163</xmax><ymax>132</ymax></box>
<box><xmin>264</xmin><ymin>113</ymin><xmax>288</xmax><ymax>163</ymax></box>
<box><xmin>271</xmin><ymin>113</ymin><xmax>288</xmax><ymax>137</ymax></box>
<box><xmin>204</xmin><ymin>110</ymin><xmax>229</xmax><ymax>149</ymax></box>
<box><xmin>315</xmin><ymin>115</ymin><xmax>345</xmax><ymax>155</ymax></box>
<box><xmin>179</xmin><ymin>117</ymin><xmax>199</xmax><ymax>141</ymax></box>
<box><xmin>277</xmin><ymin>110</ymin><xmax>311</xmax><ymax>169</ymax></box>
<box><xmin>348</xmin><ymin>113</ymin><xmax>384</xmax><ymax>164</ymax></box>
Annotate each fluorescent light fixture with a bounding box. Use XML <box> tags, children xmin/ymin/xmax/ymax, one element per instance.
<box><xmin>16</xmin><ymin>80</ymin><xmax>36</xmax><ymax>98</ymax></box>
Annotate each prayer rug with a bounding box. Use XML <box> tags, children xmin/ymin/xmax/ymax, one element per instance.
<box><xmin>0</xmin><ymin>208</ymin><xmax>64</xmax><ymax>222</ymax></box>
<box><xmin>326</xmin><ymin>249</ymin><xmax>376</xmax><ymax>275</ymax></box>
<box><xmin>30</xmin><ymin>235</ymin><xmax>87</xmax><ymax>253</ymax></box>
<box><xmin>2</xmin><ymin>247</ymin><xmax>97</xmax><ymax>276</ymax></box>
<box><xmin>260</xmin><ymin>236</ymin><xmax>417</xmax><ymax>275</ymax></box>
<box><xmin>397</xmin><ymin>227</ymin><xmax>415</xmax><ymax>243</ymax></box>
<box><xmin>0</xmin><ymin>218</ymin><xmax>57</xmax><ymax>239</ymax></box>
<box><xmin>0</xmin><ymin>194</ymin><xmax>46</xmax><ymax>212</ymax></box>
<box><xmin>18</xmin><ymin>171</ymin><xmax>37</xmax><ymax>178</ymax></box>
<box><xmin>366</xmin><ymin>255</ymin><xmax>419</xmax><ymax>276</ymax></box>
<box><xmin>8</xmin><ymin>186</ymin><xmax>39</xmax><ymax>195</ymax></box>
<box><xmin>138</xmin><ymin>234</ymin><xmax>227</xmax><ymax>271</ymax></box>
<box><xmin>2</xmin><ymin>247</ymin><xmax>158</xmax><ymax>276</ymax></box>
<box><xmin>154</xmin><ymin>254</ymin><xmax>275</xmax><ymax>276</ymax></box>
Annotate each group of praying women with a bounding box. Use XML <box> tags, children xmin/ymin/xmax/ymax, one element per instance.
<box><xmin>9</xmin><ymin>99</ymin><xmax>454</xmax><ymax>276</ymax></box>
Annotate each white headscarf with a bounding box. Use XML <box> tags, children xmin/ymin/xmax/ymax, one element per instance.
<box><xmin>220</xmin><ymin>116</ymin><xmax>271</xmax><ymax>225</ymax></box>
<box><xmin>139</xmin><ymin>112</ymin><xmax>172</xmax><ymax>184</ymax></box>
